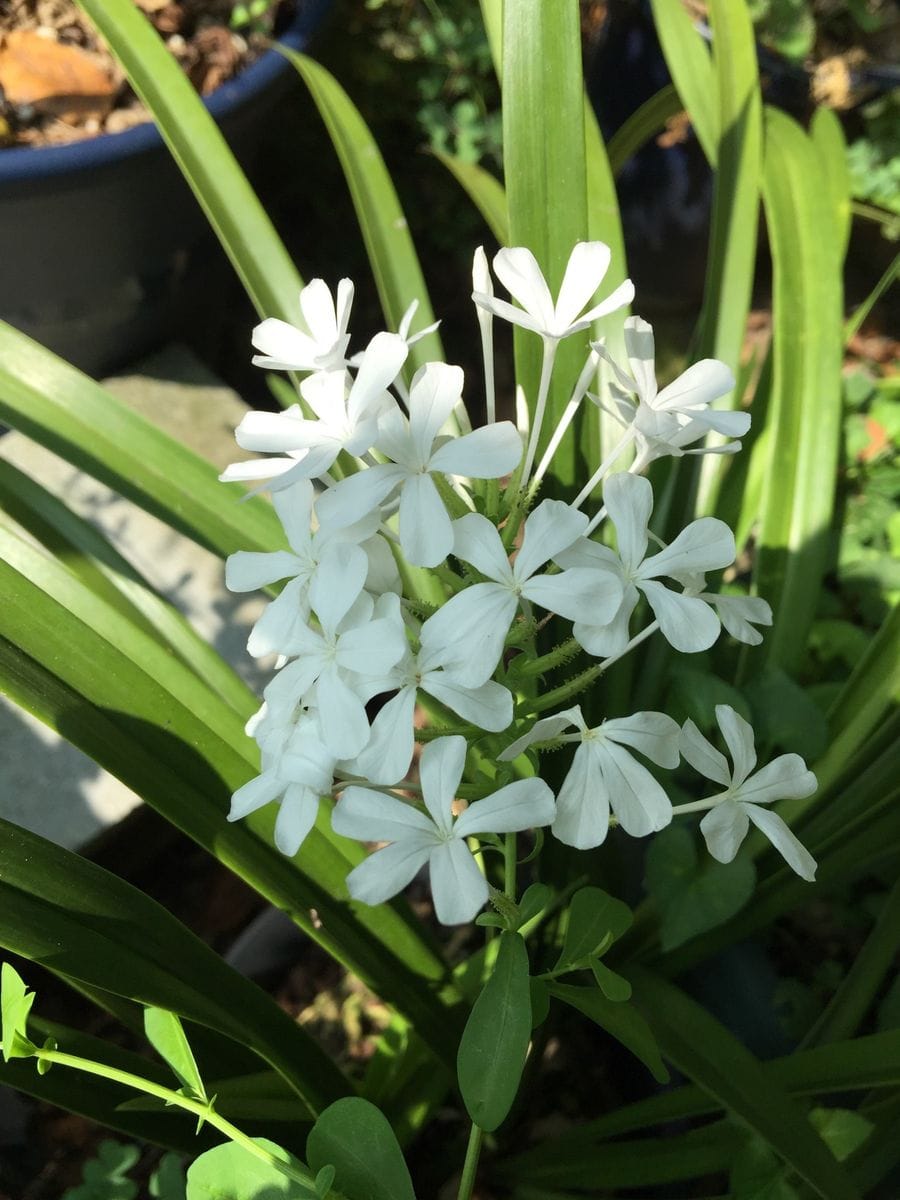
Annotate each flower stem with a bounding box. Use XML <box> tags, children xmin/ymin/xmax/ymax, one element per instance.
<box><xmin>516</xmin><ymin>638</ymin><xmax>581</xmax><ymax>678</ymax></box>
<box><xmin>521</xmin><ymin>622</ymin><xmax>660</xmax><ymax>715</ymax></box>
<box><xmin>520</xmin><ymin>337</ymin><xmax>558</xmax><ymax>488</ymax></box>
<box><xmin>504</xmin><ymin>832</ymin><xmax>517</xmax><ymax>899</ymax></box>
<box><xmin>572</xmin><ymin>427</ymin><xmax>635</xmax><ymax>509</ymax></box>
<box><xmin>456</xmin><ymin>1122</ymin><xmax>485</xmax><ymax>1200</ymax></box>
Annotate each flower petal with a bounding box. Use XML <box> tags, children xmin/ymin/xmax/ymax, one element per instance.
<box><xmin>344</xmin><ymin>838</ymin><xmax>435</xmax><ymax>906</ymax></box>
<box><xmin>640</xmin><ymin>517</ymin><xmax>735</xmax><ymax>580</ymax></box>
<box><xmin>451</xmin><ymin>513</ymin><xmax>512</xmax><ymax>584</ymax></box>
<box><xmin>407</xmin><ymin>362</ymin><xmax>465</xmax><ymax>464</ymax></box>
<box><xmin>736</xmin><ymin>755</ymin><xmax>818</xmax><ymax>807</ymax></box>
<box><xmin>574</xmin><ymin>279</ymin><xmax>636</xmax><ymax>329</ymax></box>
<box><xmin>700</xmin><ymin>800</ymin><xmax>750</xmax><ymax>863</ymax></box>
<box><xmin>454</xmin><ymin>777</ymin><xmax>555</xmax><ymax>837</ymax></box>
<box><xmin>348</xmin><ymin>332</ymin><xmax>409</xmax><ymax>426</ymax></box>
<box><xmin>743</xmin><ymin>804</ymin><xmax>817</xmax><ymax>881</ymax></box>
<box><xmin>523</xmin><ymin>566</ymin><xmax>622</xmax><ymax>624</ymax></box>
<box><xmin>337</xmin><ymin>617</ymin><xmax>408</xmax><ymax>678</ymax></box>
<box><xmin>552</xmin><ymin>742</ymin><xmax>610</xmax><ymax>849</ymax></box>
<box><xmin>251</xmin><ymin>317</ymin><xmax>318</xmax><ymax>371</ymax></box>
<box><xmin>639</xmin><ymin>580</ymin><xmax>721</xmax><ymax>653</ymax></box>
<box><xmin>603</xmin><ymin>473</ymin><xmax>652</xmax><ymax>572</ymax></box>
<box><xmin>493</xmin><ymin>246</ymin><xmax>555</xmax><ymax>329</ymax></box>
<box><xmin>226</xmin><ymin>550</ymin><xmax>301</xmax><ymax>593</ymax></box>
<box><xmin>603</xmin><ymin>711</ymin><xmax>681</xmax><ymax>768</ymax></box>
<box><xmin>228</xmin><ymin>771</ymin><xmax>284</xmax><ymax>822</ymax></box>
<box><xmin>274</xmin><ymin>784</ymin><xmax>320</xmax><ymax>856</ymax></box>
<box><xmin>309</xmin><ymin>543</ymin><xmax>369</xmax><ymax>635</ymax></box>
<box><xmin>654</xmin><ymin>358</ymin><xmax>734</xmax><ymax>414</ymax></box>
<box><xmin>315</xmin><ymin>464</ymin><xmax>407</xmax><ymax>531</ymax></box>
<box><xmin>420</xmin><ymin>735</ymin><xmax>467</xmax><ymax>835</ymax></box>
<box><xmin>623</xmin><ymin>316</ymin><xmax>657</xmax><ymax>403</ymax></box>
<box><xmin>247</xmin><ymin>577</ymin><xmax>310</xmax><ymax>658</ymax></box>
<box><xmin>353</xmin><ymin>686</ymin><xmax>418</xmax><ymax>786</ymax></box>
<box><xmin>680</xmin><ymin>719</ymin><xmax>732</xmax><ymax>787</ymax></box>
<box><xmin>332</xmin><ymin>785</ymin><xmax>435</xmax><ymax>842</ymax></box>
<box><xmin>709</xmin><ymin>593</ymin><xmax>772</xmax><ymax>645</ymax></box>
<box><xmin>472</xmin><ymin>293</ymin><xmax>544</xmax><ymax>335</ymax></box>
<box><xmin>428</xmin><ymin>840</ymin><xmax>489</xmax><ymax>925</ymax></box>
<box><xmin>599</xmin><ymin>741</ymin><xmax>672</xmax><ymax>837</ymax></box>
<box><xmin>399</xmin><ymin>473</ymin><xmax>454</xmax><ymax>568</ymax></box>
<box><xmin>715</xmin><ymin>704</ymin><xmax>757</xmax><ymax>787</ymax></box>
<box><xmin>419</xmin><ymin>583</ymin><xmax>517</xmax><ymax>687</ymax></box>
<box><xmin>514</xmin><ymin>500</ymin><xmax>589</xmax><ymax>582</ymax></box>
<box><xmin>316</xmin><ymin>665</ymin><xmax>371</xmax><ymax>759</ymax></box>
<box><xmin>422</xmin><ymin>673</ymin><xmax>513</xmax><ymax>733</ymax></box>
<box><xmin>498</xmin><ymin>707</ymin><xmax>586</xmax><ymax>760</ymax></box>
<box><xmin>554</xmin><ymin>241</ymin><xmax>612</xmax><ymax>329</ymax></box>
<box><xmin>299</xmin><ymin>278</ymin><xmax>338</xmax><ymax>346</ymax></box>
<box><xmin>429</xmin><ymin>422</ymin><xmax>523</xmax><ymax>479</ymax></box>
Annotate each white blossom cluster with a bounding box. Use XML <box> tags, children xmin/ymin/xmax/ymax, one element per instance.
<box><xmin>222</xmin><ymin>243</ymin><xmax>818</xmax><ymax>924</ymax></box>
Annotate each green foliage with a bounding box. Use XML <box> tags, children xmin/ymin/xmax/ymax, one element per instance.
<box><xmin>553</xmin><ymin>886</ymin><xmax>632</xmax><ymax>972</ymax></box>
<box><xmin>62</xmin><ymin>1141</ymin><xmax>140</xmax><ymax>1200</ymax></box>
<box><xmin>186</xmin><ymin>1139</ymin><xmax>313</xmax><ymax>1199</ymax></box>
<box><xmin>0</xmin><ymin>962</ymin><xmax>37</xmax><ymax>1062</ymax></box>
<box><xmin>546</xmin><ymin>983</ymin><xmax>669</xmax><ymax>1084</ymax></box>
<box><xmin>306</xmin><ymin>1097</ymin><xmax>416</xmax><ymax>1200</ymax></box>
<box><xmin>144</xmin><ymin>1009</ymin><xmax>208</xmax><ymax>1104</ymax></box>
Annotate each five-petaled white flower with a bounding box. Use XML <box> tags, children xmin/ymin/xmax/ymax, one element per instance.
<box><xmin>473</xmin><ymin>243</ymin><xmax>634</xmax><ymax>341</ymax></box>
<box><xmin>500</xmin><ymin>706</ymin><xmax>679</xmax><ymax>849</ymax></box>
<box><xmin>593</xmin><ymin>316</ymin><xmax>750</xmax><ymax>460</ymax></box>
<box><xmin>420</xmin><ymin>500</ymin><xmax>623</xmax><ymax>687</ymax></box>
<box><xmin>557</xmin><ymin>472</ymin><xmax>736</xmax><ymax>655</ymax></box>
<box><xmin>333</xmin><ymin>736</ymin><xmax>555</xmax><ymax>924</ymax></box>
<box><xmin>316</xmin><ymin>362</ymin><xmax>522</xmax><ymax>566</ymax></box>
<box><xmin>682</xmin><ymin>705</ymin><xmax>818</xmax><ymax>881</ymax></box>
<box><xmin>251</xmin><ymin>278</ymin><xmax>354</xmax><ymax>375</ymax></box>
<box><xmin>222</xmin><ymin>331</ymin><xmax>408</xmax><ymax>491</ymax></box>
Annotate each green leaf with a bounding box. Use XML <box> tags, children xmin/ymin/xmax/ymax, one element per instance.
<box><xmin>628</xmin><ymin>969</ymin><xmax>861</xmax><ymax>1200</ymax></box>
<box><xmin>546</xmin><ymin>983</ymin><xmax>668</xmax><ymax>1084</ymax></box>
<box><xmin>306</xmin><ymin>1097</ymin><xmax>416</xmax><ymax>1200</ymax></box>
<box><xmin>554</xmin><ymin>886</ymin><xmax>633</xmax><ymax>971</ymax></box>
<box><xmin>1</xmin><ymin>962</ymin><xmax>37</xmax><ymax>1061</ymax></box>
<box><xmin>458</xmin><ymin>931</ymin><xmax>532</xmax><ymax>1131</ymax></box>
<box><xmin>810</xmin><ymin>106</ymin><xmax>852</xmax><ymax>262</ymax></box>
<box><xmin>649</xmin><ymin>0</ymin><xmax>718</xmax><ymax>164</ymax></box>
<box><xmin>607</xmin><ymin>84</ymin><xmax>683</xmax><ymax>177</ymax></box>
<box><xmin>186</xmin><ymin>1138</ymin><xmax>313</xmax><ymax>1199</ymax></box>
<box><xmin>809</xmin><ymin>1107</ymin><xmax>873</xmax><ymax>1163</ymax></box>
<box><xmin>434</xmin><ymin>152</ymin><xmax>509</xmax><ymax>244</ymax></box>
<box><xmin>645</xmin><ymin>825</ymin><xmax>756</xmax><ymax>951</ymax></box>
<box><xmin>730</xmin><ymin>1136</ymin><xmax>800</xmax><ymax>1200</ymax></box>
<box><xmin>285</xmin><ymin>51</ymin><xmax>445</xmax><ymax>383</ymax></box>
<box><xmin>753</xmin><ymin>109</ymin><xmax>844</xmax><ymax>672</ymax></box>
<box><xmin>74</xmin><ymin>0</ymin><xmax>303</xmax><ymax>325</ymax></box>
<box><xmin>745</xmin><ymin>670</ymin><xmax>828</xmax><ymax>761</ymax></box>
<box><xmin>150</xmin><ymin>1153</ymin><xmax>188</xmax><ymax>1200</ymax></box>
<box><xmin>64</xmin><ymin>1139</ymin><xmax>141</xmax><ymax>1200</ymax></box>
<box><xmin>529</xmin><ymin>977</ymin><xmax>550</xmax><ymax>1029</ymax></box>
<box><xmin>145</xmin><ymin>1009</ymin><xmax>207</xmax><ymax>1102</ymax></box>
<box><xmin>0</xmin><ymin>324</ymin><xmax>281</xmax><ymax>560</ymax></box>
<box><xmin>517</xmin><ymin>882</ymin><xmax>553</xmax><ymax>929</ymax></box>
<box><xmin>589</xmin><ymin>959</ymin><xmax>632</xmax><ymax>1003</ymax></box>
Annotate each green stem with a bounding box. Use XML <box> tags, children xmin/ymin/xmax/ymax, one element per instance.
<box><xmin>516</xmin><ymin>637</ymin><xmax>581</xmax><ymax>678</ymax></box>
<box><xmin>35</xmin><ymin>1048</ymin><xmax>320</xmax><ymax>1193</ymax></box>
<box><xmin>456</xmin><ymin>1122</ymin><xmax>485</xmax><ymax>1200</ymax></box>
<box><xmin>504</xmin><ymin>832</ymin><xmax>517</xmax><ymax>899</ymax></box>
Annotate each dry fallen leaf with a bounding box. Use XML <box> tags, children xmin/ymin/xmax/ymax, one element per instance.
<box><xmin>0</xmin><ymin>28</ymin><xmax>114</xmax><ymax>121</ymax></box>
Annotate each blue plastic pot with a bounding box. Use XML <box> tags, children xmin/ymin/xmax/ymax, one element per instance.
<box><xmin>0</xmin><ymin>0</ymin><xmax>331</xmax><ymax>376</ymax></box>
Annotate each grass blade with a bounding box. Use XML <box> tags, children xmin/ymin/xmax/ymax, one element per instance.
<box><xmin>648</xmin><ymin>0</ymin><xmax>718</xmax><ymax>164</ymax></box>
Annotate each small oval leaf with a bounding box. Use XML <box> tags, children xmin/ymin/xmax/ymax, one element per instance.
<box><xmin>306</xmin><ymin>1097</ymin><xmax>416</xmax><ymax>1200</ymax></box>
<box><xmin>555</xmin><ymin>887</ymin><xmax>633</xmax><ymax>971</ymax></box>
<box><xmin>186</xmin><ymin>1138</ymin><xmax>312</xmax><ymax>1199</ymax></box>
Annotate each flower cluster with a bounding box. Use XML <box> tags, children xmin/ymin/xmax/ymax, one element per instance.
<box><xmin>222</xmin><ymin>242</ymin><xmax>818</xmax><ymax>923</ymax></box>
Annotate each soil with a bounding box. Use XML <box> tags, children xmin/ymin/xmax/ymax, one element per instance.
<box><xmin>0</xmin><ymin>0</ymin><xmax>290</xmax><ymax>147</ymax></box>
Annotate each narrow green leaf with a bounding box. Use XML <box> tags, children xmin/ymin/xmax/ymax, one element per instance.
<box><xmin>554</xmin><ymin>886</ymin><xmax>632</xmax><ymax>970</ymax></box>
<box><xmin>753</xmin><ymin>108</ymin><xmax>844</xmax><ymax>672</ymax></box>
<box><xmin>1</xmin><ymin>962</ymin><xmax>37</xmax><ymax>1061</ymax></box>
<box><xmin>607</xmin><ymin>84</ymin><xmax>683</xmax><ymax>177</ymax></box>
<box><xmin>306</xmin><ymin>1097</ymin><xmax>416</xmax><ymax>1200</ymax></box>
<box><xmin>186</xmin><ymin>1139</ymin><xmax>313</xmax><ymax>1199</ymax></box>
<box><xmin>74</xmin><ymin>0</ymin><xmax>303</xmax><ymax>324</ymax></box>
<box><xmin>0</xmin><ymin>324</ymin><xmax>282</xmax><ymax>559</ymax></box>
<box><xmin>145</xmin><ymin>1009</ymin><xmax>207</xmax><ymax>1102</ymax></box>
<box><xmin>285</xmin><ymin>51</ymin><xmax>445</xmax><ymax>381</ymax></box>
<box><xmin>844</xmin><ymin>250</ymin><xmax>900</xmax><ymax>343</ymax></box>
<box><xmin>434</xmin><ymin>152</ymin><xmax>509</xmax><ymax>244</ymax></box>
<box><xmin>628</xmin><ymin>969</ymin><xmax>861</xmax><ymax>1200</ymax></box>
<box><xmin>649</xmin><ymin>0</ymin><xmax>718</xmax><ymax>163</ymax></box>
<box><xmin>547</xmin><ymin>983</ymin><xmax>668</xmax><ymax>1083</ymax></box>
<box><xmin>589</xmin><ymin>960</ymin><xmax>632</xmax><ymax>1003</ymax></box>
<box><xmin>458</xmin><ymin>931</ymin><xmax>532</xmax><ymax>1131</ymax></box>
<box><xmin>810</xmin><ymin>107</ymin><xmax>852</xmax><ymax>262</ymax></box>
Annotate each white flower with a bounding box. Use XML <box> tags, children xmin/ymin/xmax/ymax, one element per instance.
<box><xmin>224</xmin><ymin>481</ymin><xmax>381</xmax><ymax>657</ymax></box>
<box><xmin>228</xmin><ymin>715</ymin><xmax>336</xmax><ymax>856</ymax></box>
<box><xmin>316</xmin><ymin>362</ymin><xmax>522</xmax><ymax>567</ymax></box>
<box><xmin>221</xmin><ymin>332</ymin><xmax>408</xmax><ymax>491</ymax></box>
<box><xmin>593</xmin><ymin>316</ymin><xmax>750</xmax><ymax>460</ymax></box>
<box><xmin>251</xmin><ymin>278</ymin><xmax>354</xmax><ymax>374</ymax></box>
<box><xmin>348</xmin><ymin>299</ymin><xmax>440</xmax><ymax>368</ymax></box>
<box><xmin>420</xmin><ymin>500</ymin><xmax>623</xmax><ymax>688</ymax></box>
<box><xmin>702</xmin><ymin>592</ymin><xmax>772</xmax><ymax>646</ymax></box>
<box><xmin>262</xmin><ymin>544</ymin><xmax>407</xmax><ymax>758</ymax></box>
<box><xmin>345</xmin><ymin>596</ymin><xmax>513</xmax><ymax>785</ymax></box>
<box><xmin>473</xmin><ymin>243</ymin><xmax>634</xmax><ymax>341</ymax></box>
<box><xmin>332</xmin><ymin>736</ymin><xmax>555</xmax><ymax>924</ymax></box>
<box><xmin>681</xmin><ymin>705</ymin><xmax>818</xmax><ymax>881</ymax></box>
<box><xmin>557</xmin><ymin>473</ymin><xmax>736</xmax><ymax>655</ymax></box>
<box><xmin>500</xmin><ymin>706</ymin><xmax>678</xmax><ymax>849</ymax></box>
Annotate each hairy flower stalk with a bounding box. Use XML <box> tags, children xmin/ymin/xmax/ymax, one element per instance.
<box><xmin>221</xmin><ymin>246</ymin><xmax>818</xmax><ymax>929</ymax></box>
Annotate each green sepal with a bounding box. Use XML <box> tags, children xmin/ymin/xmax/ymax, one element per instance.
<box><xmin>36</xmin><ymin>1035</ymin><xmax>57</xmax><ymax>1075</ymax></box>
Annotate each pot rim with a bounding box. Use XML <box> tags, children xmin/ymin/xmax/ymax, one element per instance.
<box><xmin>0</xmin><ymin>0</ymin><xmax>331</xmax><ymax>181</ymax></box>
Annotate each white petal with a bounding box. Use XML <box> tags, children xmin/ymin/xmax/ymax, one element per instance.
<box><xmin>420</xmin><ymin>735</ymin><xmax>467</xmax><ymax>835</ymax></box>
<box><xmin>264</xmin><ymin>654</ymin><xmax>322</xmax><ymax>710</ymax></box>
<box><xmin>428</xmin><ymin>840</ymin><xmax>490</xmax><ymax>925</ymax></box>
<box><xmin>353</xmin><ymin>686</ymin><xmax>418</xmax><ymax>785</ymax></box>
<box><xmin>640</xmin><ymin>517</ymin><xmax>735</xmax><ymax>579</ymax></box>
<box><xmin>700</xmin><ymin>800</ymin><xmax>750</xmax><ymax>863</ymax></box>
<box><xmin>623</xmin><ymin>316</ymin><xmax>657</xmax><ymax>403</ymax></box>
<box><xmin>554</xmin><ymin>242</ymin><xmax>612</xmax><ymax>331</ymax></box>
<box><xmin>316</xmin><ymin>665</ymin><xmax>371</xmax><ymax>758</ymax></box>
<box><xmin>309</xmin><ymin>543</ymin><xmax>369</xmax><ymax>636</ymax></box>
<box><xmin>332</xmin><ymin>786</ymin><xmax>435</xmax><ymax>842</ymax></box>
<box><xmin>473</xmin><ymin>245</ymin><xmax>492</xmax><ymax>295</ymax></box>
<box><xmin>603</xmin><ymin>473</ymin><xmax>652</xmax><ymax>572</ymax></box>
<box><xmin>715</xmin><ymin>705</ymin><xmax>757</xmax><ymax>787</ymax></box>
<box><xmin>574</xmin><ymin>279</ymin><xmax>635</xmax><ymax>329</ymax></box>
<box><xmin>219</xmin><ymin>456</ymin><xmax>302</xmax><ymax>484</ymax></box>
<box><xmin>361</xmin><ymin>533</ymin><xmax>402</xmax><ymax>596</ymax></box>
<box><xmin>315</xmin><ymin>464</ymin><xmax>407</xmax><ymax>530</ymax></box>
<box><xmin>226</xmin><ymin>550</ymin><xmax>301</xmax><ymax>593</ymax></box>
<box><xmin>736</xmin><ymin>755</ymin><xmax>818</xmax><ymax>807</ymax></box>
<box><xmin>454</xmin><ymin>778</ymin><xmax>555</xmax><ymax>837</ymax></box>
<box><xmin>337</xmin><ymin>617</ymin><xmax>407</xmax><ymax>678</ymax></box>
<box><xmin>299</xmin><ymin>278</ymin><xmax>338</xmax><ymax>345</ymax></box>
<box><xmin>228</xmin><ymin>771</ymin><xmax>284</xmax><ymax>822</ymax></box>
<box><xmin>429</xmin><ymin>422</ymin><xmax>523</xmax><ymax>479</ymax></box>
<box><xmin>422</xmin><ymin>673</ymin><xmax>513</xmax><ymax>732</ymax></box>
<box><xmin>573</xmin><ymin>587</ymin><xmax>638</xmax><ymax>658</ymax></box>
<box><xmin>743</xmin><ymin>805</ymin><xmax>817</xmax><ymax>881</ymax></box>
<box><xmin>407</xmin><ymin>362</ymin><xmax>465</xmax><ymax>464</ymax></box>
<box><xmin>274</xmin><ymin>784</ymin><xmax>320</xmax><ymax>856</ymax></box>
<box><xmin>452</xmin><ymin>513</ymin><xmax>512</xmax><ymax>584</ymax></box>
<box><xmin>603</xmin><ymin>711</ymin><xmax>681</xmax><ymax>768</ymax></box>
<box><xmin>552</xmin><ymin>743</ymin><xmax>610</xmax><ymax>849</ymax></box>
<box><xmin>654</xmin><ymin>358</ymin><xmax>734</xmax><ymax>414</ymax></box>
<box><xmin>247</xmin><ymin>578</ymin><xmax>310</xmax><ymax>658</ymax></box>
<box><xmin>514</xmin><ymin>500</ymin><xmax>589</xmax><ymax>582</ymax></box>
<box><xmin>472</xmin><ymin>292</ymin><xmax>545</xmax><ymax>334</ymax></box>
<box><xmin>523</xmin><ymin>566</ymin><xmax>622</xmax><ymax>624</ymax></box>
<box><xmin>335</xmin><ymin>278</ymin><xmax>354</xmax><ymax>334</ymax></box>
<box><xmin>592</xmin><ymin>336</ymin><xmax>640</xmax><ymax>398</ymax></box>
<box><xmin>348</xmin><ymin>332</ymin><xmax>409</xmax><ymax>426</ymax></box>
<box><xmin>419</xmin><ymin>584</ymin><xmax>517</xmax><ymax>687</ymax></box>
<box><xmin>639</xmin><ymin>580</ymin><xmax>721</xmax><ymax>653</ymax></box>
<box><xmin>345</xmin><ymin>838</ymin><xmax>434</xmax><ymax>906</ymax></box>
<box><xmin>692</xmin><ymin>407</ymin><xmax>751</xmax><ymax>438</ymax></box>
<box><xmin>680</xmin><ymin>719</ymin><xmax>732</xmax><ymax>787</ymax></box>
<box><xmin>711</xmin><ymin>594</ymin><xmax>772</xmax><ymax>645</ymax></box>
<box><xmin>251</xmin><ymin>317</ymin><xmax>318</xmax><ymax>370</ymax></box>
<box><xmin>599</xmin><ymin>741</ymin><xmax>672</xmax><ymax>837</ymax></box>
<box><xmin>399</xmin><ymin>473</ymin><xmax>454</xmax><ymax>568</ymax></box>
<box><xmin>271</xmin><ymin>480</ymin><xmax>314</xmax><ymax>555</ymax></box>
<box><xmin>236</xmin><ymin>410</ymin><xmax>324</xmax><ymax>453</ymax></box>
<box><xmin>493</xmin><ymin>246</ymin><xmax>555</xmax><ymax>328</ymax></box>
<box><xmin>498</xmin><ymin>707</ymin><xmax>586</xmax><ymax>760</ymax></box>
